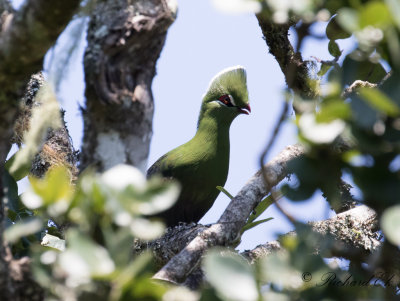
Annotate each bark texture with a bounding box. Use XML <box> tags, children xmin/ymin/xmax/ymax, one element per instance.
<box><xmin>81</xmin><ymin>0</ymin><xmax>177</xmax><ymax>173</ymax></box>
<box><xmin>150</xmin><ymin>205</ymin><xmax>379</xmax><ymax>288</ymax></box>
<box><xmin>242</xmin><ymin>205</ymin><xmax>380</xmax><ymax>263</ymax></box>
<box><xmin>0</xmin><ymin>0</ymin><xmax>79</xmax><ymax>299</ymax></box>
<box><xmin>256</xmin><ymin>16</ymin><xmax>317</xmax><ymax>100</ymax></box>
<box><xmin>12</xmin><ymin>73</ymin><xmax>78</xmax><ymax>180</ymax></box>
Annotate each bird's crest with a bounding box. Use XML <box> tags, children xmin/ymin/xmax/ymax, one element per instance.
<box><xmin>202</xmin><ymin>65</ymin><xmax>249</xmax><ymax>108</ymax></box>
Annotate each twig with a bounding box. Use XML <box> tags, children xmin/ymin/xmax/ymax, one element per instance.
<box><xmin>341</xmin><ymin>70</ymin><xmax>393</xmax><ymax>98</ymax></box>
<box><xmin>341</xmin><ymin>80</ymin><xmax>377</xmax><ymax>98</ymax></box>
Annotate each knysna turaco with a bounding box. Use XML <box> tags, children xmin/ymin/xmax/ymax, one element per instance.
<box><xmin>147</xmin><ymin>66</ymin><xmax>250</xmax><ymax>227</ymax></box>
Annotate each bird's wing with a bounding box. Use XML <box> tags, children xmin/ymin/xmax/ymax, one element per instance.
<box><xmin>146</xmin><ymin>152</ymin><xmax>183</xmax><ymax>180</ymax></box>
<box><xmin>147</xmin><ymin>146</ymin><xmax>194</xmax><ymax>181</ymax></box>
<box><xmin>146</xmin><ymin>154</ymin><xmax>167</xmax><ymax>178</ymax></box>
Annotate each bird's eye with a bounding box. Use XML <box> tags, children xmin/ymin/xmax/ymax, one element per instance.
<box><xmin>218</xmin><ymin>94</ymin><xmax>233</xmax><ymax>107</ymax></box>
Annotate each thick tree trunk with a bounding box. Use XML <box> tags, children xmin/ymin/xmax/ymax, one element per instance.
<box><xmin>81</xmin><ymin>0</ymin><xmax>177</xmax><ymax>173</ymax></box>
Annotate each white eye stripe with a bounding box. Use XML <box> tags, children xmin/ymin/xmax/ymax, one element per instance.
<box><xmin>212</xmin><ymin>96</ymin><xmax>236</xmax><ymax>107</ymax></box>
<box><xmin>228</xmin><ymin>94</ymin><xmax>236</xmax><ymax>106</ymax></box>
<box><xmin>215</xmin><ymin>100</ymin><xmax>227</xmax><ymax>106</ymax></box>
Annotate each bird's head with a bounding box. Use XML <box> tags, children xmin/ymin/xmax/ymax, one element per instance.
<box><xmin>199</xmin><ymin>66</ymin><xmax>250</xmax><ymax>124</ymax></box>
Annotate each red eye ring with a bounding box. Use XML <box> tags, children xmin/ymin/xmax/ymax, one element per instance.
<box><xmin>218</xmin><ymin>94</ymin><xmax>232</xmax><ymax>106</ymax></box>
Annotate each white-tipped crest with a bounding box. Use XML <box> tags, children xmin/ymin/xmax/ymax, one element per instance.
<box><xmin>202</xmin><ymin>65</ymin><xmax>248</xmax><ymax>106</ymax></box>
<box><xmin>204</xmin><ymin>66</ymin><xmax>246</xmax><ymax>95</ymax></box>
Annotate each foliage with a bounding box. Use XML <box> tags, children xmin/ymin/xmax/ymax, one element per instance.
<box><xmin>3</xmin><ymin>164</ymin><xmax>180</xmax><ymax>300</ymax></box>
<box><xmin>211</xmin><ymin>0</ymin><xmax>400</xmax><ymax>299</ymax></box>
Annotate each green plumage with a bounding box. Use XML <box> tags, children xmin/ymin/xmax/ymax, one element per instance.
<box><xmin>147</xmin><ymin>66</ymin><xmax>250</xmax><ymax>227</ymax></box>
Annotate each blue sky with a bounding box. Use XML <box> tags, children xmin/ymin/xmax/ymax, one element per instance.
<box><xmin>12</xmin><ymin>0</ymin><xmax>356</xmax><ymax>250</ymax></box>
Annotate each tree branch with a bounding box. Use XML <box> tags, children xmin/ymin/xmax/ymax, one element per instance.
<box><xmin>242</xmin><ymin>205</ymin><xmax>380</xmax><ymax>263</ymax></box>
<box><xmin>153</xmin><ymin>144</ymin><xmax>305</xmax><ymax>283</ymax></box>
<box><xmin>12</xmin><ymin>72</ymin><xmax>78</xmax><ymax>180</ymax></box>
<box><xmin>255</xmin><ymin>17</ymin><xmax>317</xmax><ymax>100</ymax></box>
<box><xmin>80</xmin><ymin>0</ymin><xmax>177</xmax><ymax>172</ymax></box>
<box><xmin>147</xmin><ymin>203</ymin><xmax>379</xmax><ymax>288</ymax></box>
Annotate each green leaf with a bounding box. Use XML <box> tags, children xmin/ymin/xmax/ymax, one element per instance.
<box><xmin>29</xmin><ymin>166</ymin><xmax>74</xmax><ymax>206</ymax></box>
<box><xmin>129</xmin><ymin>218</ymin><xmax>165</xmax><ymax>240</ymax></box>
<box><xmin>216</xmin><ymin>186</ymin><xmax>234</xmax><ymax>200</ymax></box>
<box><xmin>204</xmin><ymin>250</ymin><xmax>258</xmax><ymax>301</ymax></box>
<box><xmin>246</xmin><ymin>194</ymin><xmax>275</xmax><ymax>225</ymax></box>
<box><xmin>299</xmin><ymin>113</ymin><xmax>345</xmax><ymax>144</ymax></box>
<box><xmin>342</xmin><ymin>56</ymin><xmax>387</xmax><ymax>86</ymax></box>
<box><xmin>4</xmin><ymin>218</ymin><xmax>43</xmax><ymax>244</ymax></box>
<box><xmin>386</xmin><ymin>0</ymin><xmax>400</xmax><ymax>29</ymax></box>
<box><xmin>241</xmin><ymin>218</ymin><xmax>273</xmax><ymax>233</ymax></box>
<box><xmin>359</xmin><ymin>1</ymin><xmax>392</xmax><ymax>29</ymax></box>
<box><xmin>328</xmin><ymin>40</ymin><xmax>342</xmax><ymax>57</ymax></box>
<box><xmin>337</xmin><ymin>8</ymin><xmax>359</xmax><ymax>33</ymax></box>
<box><xmin>317</xmin><ymin>62</ymin><xmax>332</xmax><ymax>77</ymax></box>
<box><xmin>161</xmin><ymin>287</ymin><xmax>199</xmax><ymax>301</ymax></box>
<box><xmin>110</xmin><ymin>252</ymin><xmax>156</xmax><ymax>301</ymax></box>
<box><xmin>129</xmin><ymin>276</ymin><xmax>169</xmax><ymax>300</ymax></box>
<box><xmin>103</xmin><ymin>228</ymin><xmax>133</xmax><ymax>266</ymax></box>
<box><xmin>3</xmin><ymin>170</ymin><xmax>34</xmax><ymax>224</ymax></box>
<box><xmin>5</xmin><ymin>151</ymin><xmax>30</xmax><ymax>181</ymax></box>
<box><xmin>326</xmin><ymin>15</ymin><xmax>352</xmax><ymax>40</ymax></box>
<box><xmin>59</xmin><ymin>229</ymin><xmax>115</xmax><ymax>279</ymax></box>
<box><xmin>41</xmin><ymin>233</ymin><xmax>65</xmax><ymax>251</ymax></box>
<box><xmin>135</xmin><ymin>179</ymin><xmax>180</xmax><ymax>215</ymax></box>
<box><xmin>260</xmin><ymin>252</ymin><xmax>303</xmax><ymax>289</ymax></box>
<box><xmin>350</xmin><ymin>94</ymin><xmax>378</xmax><ymax>129</ymax></box>
<box><xmin>3</xmin><ymin>170</ymin><xmax>19</xmax><ymax>211</ymax></box>
<box><xmin>7</xmin><ymin>210</ymin><xmax>18</xmax><ymax>222</ymax></box>
<box><xmin>381</xmin><ymin>205</ymin><xmax>400</xmax><ymax>246</ymax></box>
<box><xmin>316</xmin><ymin>100</ymin><xmax>351</xmax><ymax>123</ymax></box>
<box><xmin>359</xmin><ymin>88</ymin><xmax>400</xmax><ymax>117</ymax></box>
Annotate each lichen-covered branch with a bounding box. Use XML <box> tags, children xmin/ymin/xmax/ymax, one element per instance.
<box><xmin>13</xmin><ymin>73</ymin><xmax>78</xmax><ymax>180</ymax></box>
<box><xmin>153</xmin><ymin>144</ymin><xmax>305</xmax><ymax>283</ymax></box>
<box><xmin>146</xmin><ymin>205</ymin><xmax>379</xmax><ymax>288</ymax></box>
<box><xmin>149</xmin><ymin>184</ymin><xmax>379</xmax><ymax>287</ymax></box>
<box><xmin>341</xmin><ymin>80</ymin><xmax>377</xmax><ymax>99</ymax></box>
<box><xmin>255</xmin><ymin>16</ymin><xmax>317</xmax><ymax>100</ymax></box>
<box><xmin>242</xmin><ymin>205</ymin><xmax>380</xmax><ymax>263</ymax></box>
<box><xmin>81</xmin><ymin>0</ymin><xmax>177</xmax><ymax>173</ymax></box>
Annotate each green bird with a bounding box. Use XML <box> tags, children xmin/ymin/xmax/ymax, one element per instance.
<box><xmin>147</xmin><ymin>66</ymin><xmax>250</xmax><ymax>227</ymax></box>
